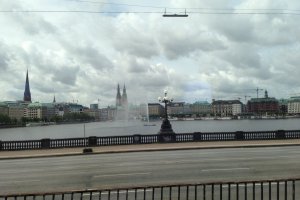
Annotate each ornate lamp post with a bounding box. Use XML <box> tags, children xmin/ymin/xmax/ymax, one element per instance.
<box><xmin>158</xmin><ymin>90</ymin><xmax>175</xmax><ymax>135</ymax></box>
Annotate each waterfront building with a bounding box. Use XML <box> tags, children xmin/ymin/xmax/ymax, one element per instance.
<box><xmin>88</xmin><ymin>104</ymin><xmax>100</xmax><ymax>120</ymax></box>
<box><xmin>184</xmin><ymin>103</ymin><xmax>192</xmax><ymax>115</ymax></box>
<box><xmin>0</xmin><ymin>101</ymin><xmax>28</xmax><ymax>121</ymax></box>
<box><xmin>52</xmin><ymin>102</ymin><xmax>85</xmax><ymax>117</ymax></box>
<box><xmin>99</xmin><ymin>108</ymin><xmax>109</xmax><ymax>121</ymax></box>
<box><xmin>108</xmin><ymin>107</ymin><xmax>117</xmax><ymax>120</ymax></box>
<box><xmin>26</xmin><ymin>102</ymin><xmax>55</xmax><ymax>120</ymax></box>
<box><xmin>232</xmin><ymin>103</ymin><xmax>243</xmax><ymax>116</ymax></box>
<box><xmin>8</xmin><ymin>103</ymin><xmax>26</xmax><ymax>121</ymax></box>
<box><xmin>85</xmin><ymin>109</ymin><xmax>99</xmax><ymax>121</ymax></box>
<box><xmin>90</xmin><ymin>104</ymin><xmax>99</xmax><ymax>110</ymax></box>
<box><xmin>148</xmin><ymin>103</ymin><xmax>164</xmax><ymax>119</ymax></box>
<box><xmin>66</xmin><ymin>103</ymin><xmax>84</xmax><ymax>113</ymax></box>
<box><xmin>23</xmin><ymin>70</ymin><xmax>32</xmax><ymax>103</ymax></box>
<box><xmin>139</xmin><ymin>104</ymin><xmax>147</xmax><ymax>118</ymax></box>
<box><xmin>211</xmin><ymin>99</ymin><xmax>243</xmax><ymax>117</ymax></box>
<box><xmin>167</xmin><ymin>102</ymin><xmax>186</xmax><ymax>117</ymax></box>
<box><xmin>53</xmin><ymin>103</ymin><xmax>65</xmax><ymax>117</ymax></box>
<box><xmin>287</xmin><ymin>96</ymin><xmax>300</xmax><ymax>114</ymax></box>
<box><xmin>0</xmin><ymin>102</ymin><xmax>9</xmax><ymax>116</ymax></box>
<box><xmin>247</xmin><ymin>90</ymin><xmax>279</xmax><ymax>115</ymax></box>
<box><xmin>190</xmin><ymin>101</ymin><xmax>211</xmax><ymax>116</ymax></box>
<box><xmin>278</xmin><ymin>99</ymin><xmax>288</xmax><ymax>115</ymax></box>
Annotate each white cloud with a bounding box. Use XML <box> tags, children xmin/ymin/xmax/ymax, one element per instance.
<box><xmin>0</xmin><ymin>0</ymin><xmax>300</xmax><ymax>105</ymax></box>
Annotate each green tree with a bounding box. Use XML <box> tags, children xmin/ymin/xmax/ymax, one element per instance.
<box><xmin>0</xmin><ymin>114</ymin><xmax>11</xmax><ymax>125</ymax></box>
<box><xmin>63</xmin><ymin>112</ymin><xmax>94</xmax><ymax>122</ymax></box>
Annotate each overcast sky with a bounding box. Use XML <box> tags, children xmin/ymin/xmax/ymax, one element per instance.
<box><xmin>0</xmin><ymin>0</ymin><xmax>300</xmax><ymax>107</ymax></box>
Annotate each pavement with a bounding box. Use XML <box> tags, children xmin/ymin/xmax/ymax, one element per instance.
<box><xmin>1</xmin><ymin>139</ymin><xmax>300</xmax><ymax>160</ymax></box>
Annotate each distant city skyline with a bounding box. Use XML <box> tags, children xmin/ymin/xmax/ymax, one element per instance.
<box><xmin>4</xmin><ymin>69</ymin><xmax>300</xmax><ymax>108</ymax></box>
<box><xmin>1</xmin><ymin>1</ymin><xmax>300</xmax><ymax>106</ymax></box>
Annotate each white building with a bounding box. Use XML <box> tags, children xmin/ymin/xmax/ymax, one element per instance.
<box><xmin>232</xmin><ymin>103</ymin><xmax>242</xmax><ymax>116</ymax></box>
<box><xmin>212</xmin><ymin>100</ymin><xmax>243</xmax><ymax>117</ymax></box>
<box><xmin>26</xmin><ymin>102</ymin><xmax>55</xmax><ymax>120</ymax></box>
<box><xmin>287</xmin><ymin>96</ymin><xmax>300</xmax><ymax>114</ymax></box>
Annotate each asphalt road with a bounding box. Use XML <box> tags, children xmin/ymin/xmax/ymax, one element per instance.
<box><xmin>1</xmin><ymin>146</ymin><xmax>300</xmax><ymax>195</ymax></box>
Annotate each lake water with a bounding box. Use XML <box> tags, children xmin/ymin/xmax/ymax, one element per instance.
<box><xmin>1</xmin><ymin>118</ymin><xmax>300</xmax><ymax>141</ymax></box>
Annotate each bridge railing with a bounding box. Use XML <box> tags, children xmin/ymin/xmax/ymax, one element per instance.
<box><xmin>1</xmin><ymin>178</ymin><xmax>299</xmax><ymax>200</ymax></box>
<box><xmin>1</xmin><ymin>129</ymin><xmax>300</xmax><ymax>151</ymax></box>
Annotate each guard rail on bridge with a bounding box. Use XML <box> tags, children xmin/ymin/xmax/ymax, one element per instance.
<box><xmin>1</xmin><ymin>129</ymin><xmax>300</xmax><ymax>151</ymax></box>
<box><xmin>0</xmin><ymin>178</ymin><xmax>299</xmax><ymax>200</ymax></box>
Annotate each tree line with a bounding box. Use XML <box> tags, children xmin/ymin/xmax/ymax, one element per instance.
<box><xmin>0</xmin><ymin>113</ymin><xmax>95</xmax><ymax>126</ymax></box>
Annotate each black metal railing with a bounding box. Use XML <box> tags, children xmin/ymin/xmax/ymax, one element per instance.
<box><xmin>1</xmin><ymin>129</ymin><xmax>300</xmax><ymax>151</ymax></box>
<box><xmin>1</xmin><ymin>178</ymin><xmax>299</xmax><ymax>200</ymax></box>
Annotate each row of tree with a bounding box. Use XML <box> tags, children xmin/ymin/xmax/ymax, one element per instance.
<box><xmin>0</xmin><ymin>113</ymin><xmax>95</xmax><ymax>126</ymax></box>
<box><xmin>0</xmin><ymin>114</ymin><xmax>18</xmax><ymax>125</ymax></box>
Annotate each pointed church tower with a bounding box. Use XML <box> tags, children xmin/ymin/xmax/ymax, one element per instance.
<box><xmin>23</xmin><ymin>69</ymin><xmax>32</xmax><ymax>102</ymax></box>
<box><xmin>121</xmin><ymin>84</ymin><xmax>128</xmax><ymax>107</ymax></box>
<box><xmin>116</xmin><ymin>84</ymin><xmax>122</xmax><ymax>107</ymax></box>
<box><xmin>53</xmin><ymin>95</ymin><xmax>56</xmax><ymax>103</ymax></box>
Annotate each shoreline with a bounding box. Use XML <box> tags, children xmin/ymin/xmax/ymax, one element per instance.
<box><xmin>1</xmin><ymin>116</ymin><xmax>300</xmax><ymax>129</ymax></box>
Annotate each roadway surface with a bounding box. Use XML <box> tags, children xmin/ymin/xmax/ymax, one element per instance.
<box><xmin>1</xmin><ymin>146</ymin><xmax>300</xmax><ymax>195</ymax></box>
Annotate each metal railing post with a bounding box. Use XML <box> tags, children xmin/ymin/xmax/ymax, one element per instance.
<box><xmin>88</xmin><ymin>136</ymin><xmax>97</xmax><ymax>147</ymax></box>
<box><xmin>193</xmin><ymin>132</ymin><xmax>202</xmax><ymax>142</ymax></box>
<box><xmin>276</xmin><ymin>130</ymin><xmax>286</xmax><ymax>139</ymax></box>
<box><xmin>41</xmin><ymin>138</ymin><xmax>50</xmax><ymax>149</ymax></box>
<box><xmin>133</xmin><ymin>134</ymin><xmax>141</xmax><ymax>144</ymax></box>
<box><xmin>235</xmin><ymin>131</ymin><xmax>244</xmax><ymax>141</ymax></box>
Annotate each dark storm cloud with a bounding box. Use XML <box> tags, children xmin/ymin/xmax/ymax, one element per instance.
<box><xmin>218</xmin><ymin>44</ymin><xmax>262</xmax><ymax>70</ymax></box>
<box><xmin>183</xmin><ymin>81</ymin><xmax>210</xmax><ymax>92</ymax></box>
<box><xmin>52</xmin><ymin>66</ymin><xmax>80</xmax><ymax>86</ymax></box>
<box><xmin>126</xmin><ymin>58</ymin><xmax>149</xmax><ymax>73</ymax></box>
<box><xmin>75</xmin><ymin>46</ymin><xmax>111</xmax><ymax>69</ymax></box>
<box><xmin>34</xmin><ymin>84</ymin><xmax>55</xmax><ymax>93</ymax></box>
<box><xmin>63</xmin><ymin>43</ymin><xmax>114</xmax><ymax>70</ymax></box>
<box><xmin>0</xmin><ymin>53</ymin><xmax>9</xmax><ymax>70</ymax></box>
<box><xmin>112</xmin><ymin>33</ymin><xmax>158</xmax><ymax>58</ymax></box>
<box><xmin>209</xmin><ymin>15</ymin><xmax>255</xmax><ymax>43</ymax></box>
<box><xmin>111</xmin><ymin>14</ymin><xmax>159</xmax><ymax>58</ymax></box>
<box><xmin>0</xmin><ymin>42</ymin><xmax>12</xmax><ymax>71</ymax></box>
<box><xmin>126</xmin><ymin>64</ymin><xmax>175</xmax><ymax>91</ymax></box>
<box><xmin>267</xmin><ymin>49</ymin><xmax>300</xmax><ymax>87</ymax></box>
<box><xmin>157</xmin><ymin>25</ymin><xmax>227</xmax><ymax>59</ymax></box>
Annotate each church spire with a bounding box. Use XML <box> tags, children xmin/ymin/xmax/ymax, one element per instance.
<box><xmin>53</xmin><ymin>95</ymin><xmax>56</xmax><ymax>103</ymax></box>
<box><xmin>121</xmin><ymin>84</ymin><xmax>128</xmax><ymax>107</ymax></box>
<box><xmin>23</xmin><ymin>69</ymin><xmax>31</xmax><ymax>102</ymax></box>
<box><xmin>116</xmin><ymin>83</ymin><xmax>122</xmax><ymax>107</ymax></box>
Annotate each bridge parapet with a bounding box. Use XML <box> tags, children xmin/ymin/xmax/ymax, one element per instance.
<box><xmin>1</xmin><ymin>129</ymin><xmax>299</xmax><ymax>151</ymax></box>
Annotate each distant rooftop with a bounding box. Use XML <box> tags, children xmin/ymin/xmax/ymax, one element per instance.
<box><xmin>249</xmin><ymin>97</ymin><xmax>278</xmax><ymax>103</ymax></box>
<box><xmin>194</xmin><ymin>101</ymin><xmax>210</xmax><ymax>105</ymax></box>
